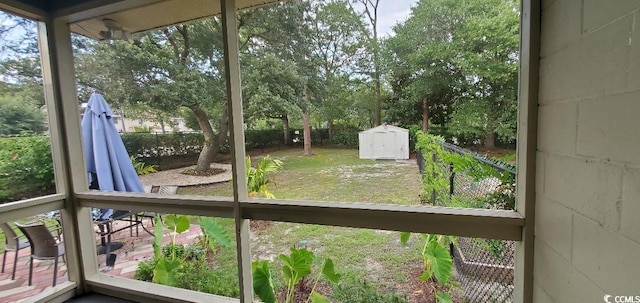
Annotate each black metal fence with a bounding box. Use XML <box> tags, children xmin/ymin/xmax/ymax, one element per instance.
<box><xmin>417</xmin><ymin>142</ymin><xmax>516</xmax><ymax>302</ymax></box>
<box><xmin>453</xmin><ymin>238</ymin><xmax>515</xmax><ymax>303</ymax></box>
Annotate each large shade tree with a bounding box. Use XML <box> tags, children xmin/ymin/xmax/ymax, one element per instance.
<box><xmin>75</xmin><ymin>19</ymin><xmax>230</xmax><ymax>172</ymax></box>
<box><xmin>385</xmin><ymin>0</ymin><xmax>519</xmax><ymax>147</ymax></box>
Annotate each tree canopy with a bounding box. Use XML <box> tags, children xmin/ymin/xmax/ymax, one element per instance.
<box><xmin>1</xmin><ymin>0</ymin><xmax>520</xmax><ymax>158</ymax></box>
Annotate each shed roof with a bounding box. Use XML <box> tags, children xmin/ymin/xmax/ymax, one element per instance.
<box><xmin>359</xmin><ymin>125</ymin><xmax>409</xmax><ymax>133</ymax></box>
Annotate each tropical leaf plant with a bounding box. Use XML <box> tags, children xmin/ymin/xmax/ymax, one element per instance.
<box><xmin>198</xmin><ymin>217</ymin><xmax>233</xmax><ymax>252</ymax></box>
<box><xmin>253</xmin><ymin>260</ymin><xmax>277</xmax><ymax>303</ymax></box>
<box><xmin>150</xmin><ymin>214</ymin><xmax>232</xmax><ymax>286</ymax></box>
<box><xmin>246</xmin><ymin>155</ymin><xmax>283</xmax><ymax>198</ymax></box>
<box><xmin>130</xmin><ymin>156</ymin><xmax>157</xmax><ymax>175</ymax></box>
<box><xmin>401</xmin><ymin>232</ymin><xmax>456</xmax><ymax>303</ymax></box>
<box><xmin>252</xmin><ymin>247</ymin><xmax>341</xmax><ymax>303</ymax></box>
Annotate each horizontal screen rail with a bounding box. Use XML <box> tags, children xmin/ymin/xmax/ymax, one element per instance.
<box><xmin>242</xmin><ymin>199</ymin><xmax>524</xmax><ymax>240</ymax></box>
<box><xmin>76</xmin><ymin>191</ymin><xmax>235</xmax><ymax>218</ymax></box>
<box><xmin>0</xmin><ymin>193</ymin><xmax>65</xmax><ymax>224</ymax></box>
<box><xmin>75</xmin><ymin>192</ymin><xmax>524</xmax><ymax>240</ymax></box>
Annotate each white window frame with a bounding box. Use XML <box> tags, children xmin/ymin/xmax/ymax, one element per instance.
<box><xmin>0</xmin><ymin>0</ymin><xmax>539</xmax><ymax>302</ymax></box>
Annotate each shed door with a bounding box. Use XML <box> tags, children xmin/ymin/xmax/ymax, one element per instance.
<box><xmin>372</xmin><ymin>132</ymin><xmax>395</xmax><ymax>158</ymax></box>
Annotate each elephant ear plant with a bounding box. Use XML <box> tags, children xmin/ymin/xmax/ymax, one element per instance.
<box><xmin>151</xmin><ymin>215</ymin><xmax>232</xmax><ymax>286</ymax></box>
<box><xmin>401</xmin><ymin>232</ymin><xmax>456</xmax><ymax>303</ymax></box>
<box><xmin>252</xmin><ymin>247</ymin><xmax>341</xmax><ymax>303</ymax></box>
<box><xmin>246</xmin><ymin>155</ymin><xmax>283</xmax><ymax>199</ymax></box>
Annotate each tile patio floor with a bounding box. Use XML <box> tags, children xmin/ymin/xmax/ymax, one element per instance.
<box><xmin>0</xmin><ymin>220</ymin><xmax>203</xmax><ymax>303</ymax></box>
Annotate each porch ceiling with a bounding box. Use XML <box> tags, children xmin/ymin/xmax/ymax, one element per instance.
<box><xmin>2</xmin><ymin>0</ymin><xmax>278</xmax><ymax>39</ymax></box>
<box><xmin>69</xmin><ymin>0</ymin><xmax>276</xmax><ymax>40</ymax></box>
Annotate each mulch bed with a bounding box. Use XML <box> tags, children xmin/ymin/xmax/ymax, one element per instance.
<box><xmin>276</xmin><ymin>280</ymin><xmax>332</xmax><ymax>303</ymax></box>
<box><xmin>250</xmin><ymin>220</ymin><xmax>273</xmax><ymax>234</ymax></box>
<box><xmin>181</xmin><ymin>167</ymin><xmax>226</xmax><ymax>176</ymax></box>
<box><xmin>400</xmin><ymin>262</ymin><xmax>462</xmax><ymax>303</ymax></box>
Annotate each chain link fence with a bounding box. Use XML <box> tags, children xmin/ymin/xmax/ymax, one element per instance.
<box><xmin>417</xmin><ymin>142</ymin><xmax>516</xmax><ymax>302</ymax></box>
<box><xmin>453</xmin><ymin>238</ymin><xmax>515</xmax><ymax>303</ymax></box>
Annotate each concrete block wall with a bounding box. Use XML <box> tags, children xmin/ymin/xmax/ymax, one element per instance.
<box><xmin>536</xmin><ymin>0</ymin><xmax>640</xmax><ymax>301</ymax></box>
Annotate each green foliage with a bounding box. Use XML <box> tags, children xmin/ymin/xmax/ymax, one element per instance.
<box><xmin>444</xmin><ymin>151</ymin><xmax>516</xmax><ymax>210</ymax></box>
<box><xmin>175</xmin><ymin>258</ymin><xmax>239</xmax><ymax>298</ymax></box>
<box><xmin>329</xmin><ymin>127</ymin><xmax>359</xmax><ymax>147</ymax></box>
<box><xmin>0</xmin><ymin>96</ymin><xmax>45</xmax><ymax>136</ymax></box>
<box><xmin>253</xmin><ymin>260</ymin><xmax>277</xmax><ymax>303</ymax></box>
<box><xmin>385</xmin><ymin>0</ymin><xmax>519</xmax><ymax>145</ymax></box>
<box><xmin>145</xmin><ymin>214</ymin><xmax>234</xmax><ymax>288</ymax></box>
<box><xmin>0</xmin><ymin>136</ymin><xmax>54</xmax><ymax>201</ymax></box>
<box><xmin>246</xmin><ymin>155</ymin><xmax>283</xmax><ymax>198</ymax></box>
<box><xmin>414</xmin><ymin>131</ymin><xmax>450</xmax><ymax>205</ymax></box>
<box><xmin>121</xmin><ymin>132</ymin><xmax>205</xmax><ymax>159</ymax></box>
<box><xmin>245</xmin><ymin>129</ymin><xmax>287</xmax><ymax>150</ymax></box>
<box><xmin>133</xmin><ymin>259</ymin><xmax>155</xmax><ymax>281</ymax></box>
<box><xmin>198</xmin><ymin>217</ymin><xmax>232</xmax><ymax>252</ymax></box>
<box><xmin>421</xmin><ymin>239</ymin><xmax>452</xmax><ymax>285</ymax></box>
<box><xmin>331</xmin><ymin>278</ymin><xmax>408</xmax><ymax>303</ymax></box>
<box><xmin>252</xmin><ymin>247</ymin><xmax>341</xmax><ymax>303</ymax></box>
<box><xmin>474</xmin><ymin>238</ymin><xmax>509</xmax><ymax>260</ymax></box>
<box><xmin>135</xmin><ymin>257</ymin><xmax>239</xmax><ymax>298</ymax></box>
<box><xmin>482</xmin><ymin>179</ymin><xmax>516</xmax><ymax>210</ymax></box>
<box><xmin>415</xmin><ymin>131</ymin><xmax>516</xmax><ymax>210</ymax></box>
<box><xmin>130</xmin><ymin>156</ymin><xmax>157</xmax><ymax>175</ymax></box>
<box><xmin>131</xmin><ymin>125</ymin><xmax>152</xmax><ymax>133</ymax></box>
<box><xmin>153</xmin><ymin>258</ymin><xmax>183</xmax><ymax>286</ymax></box>
<box><xmin>401</xmin><ymin>233</ymin><xmax>456</xmax><ymax>303</ymax></box>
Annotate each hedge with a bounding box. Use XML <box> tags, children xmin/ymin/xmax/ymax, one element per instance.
<box><xmin>0</xmin><ymin>128</ymin><xmax>363</xmax><ymax>202</ymax></box>
<box><xmin>0</xmin><ymin>136</ymin><xmax>55</xmax><ymax>202</ymax></box>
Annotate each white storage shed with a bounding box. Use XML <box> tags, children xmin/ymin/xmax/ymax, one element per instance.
<box><xmin>358</xmin><ymin>125</ymin><xmax>410</xmax><ymax>160</ymax></box>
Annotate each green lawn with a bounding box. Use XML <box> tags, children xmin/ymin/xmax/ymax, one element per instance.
<box><xmin>181</xmin><ymin>148</ymin><xmax>425</xmax><ymax>299</ymax></box>
<box><xmin>183</xmin><ymin>148</ymin><xmax>423</xmax><ymax>205</ymax></box>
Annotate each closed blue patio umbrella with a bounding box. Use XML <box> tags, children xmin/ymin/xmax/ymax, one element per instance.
<box><xmin>82</xmin><ymin>93</ymin><xmax>145</xmax><ymax>261</ymax></box>
<box><xmin>81</xmin><ymin>93</ymin><xmax>144</xmax><ymax>218</ymax></box>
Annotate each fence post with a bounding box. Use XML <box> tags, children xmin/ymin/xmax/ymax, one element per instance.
<box><xmin>155</xmin><ymin>132</ymin><xmax>161</xmax><ymax>168</ymax></box>
<box><xmin>431</xmin><ymin>153</ymin><xmax>437</xmax><ymax>205</ymax></box>
<box><xmin>449</xmin><ymin>163</ymin><xmax>455</xmax><ymax>197</ymax></box>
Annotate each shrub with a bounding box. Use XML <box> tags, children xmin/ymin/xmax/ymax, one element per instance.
<box><xmin>176</xmin><ymin>258</ymin><xmax>239</xmax><ymax>298</ymax></box>
<box><xmin>133</xmin><ymin>256</ymin><xmax>239</xmax><ymax>298</ymax></box>
<box><xmin>0</xmin><ymin>136</ymin><xmax>55</xmax><ymax>201</ymax></box>
<box><xmin>121</xmin><ymin>132</ymin><xmax>205</xmax><ymax>159</ymax></box>
<box><xmin>330</xmin><ymin>128</ymin><xmax>359</xmax><ymax>147</ymax></box>
<box><xmin>331</xmin><ymin>279</ymin><xmax>408</xmax><ymax>303</ymax></box>
<box><xmin>133</xmin><ymin>259</ymin><xmax>155</xmax><ymax>282</ymax></box>
<box><xmin>245</xmin><ymin>129</ymin><xmax>284</xmax><ymax>150</ymax></box>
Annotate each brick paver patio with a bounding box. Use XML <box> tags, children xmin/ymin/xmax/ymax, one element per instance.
<box><xmin>0</xmin><ymin>220</ymin><xmax>203</xmax><ymax>303</ymax></box>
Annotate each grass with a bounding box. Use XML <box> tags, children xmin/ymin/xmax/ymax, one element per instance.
<box><xmin>180</xmin><ymin>148</ymin><xmax>425</xmax><ymax>298</ymax></box>
<box><xmin>182</xmin><ymin>148</ymin><xmax>423</xmax><ymax>205</ymax></box>
<box><xmin>250</xmin><ymin>222</ymin><xmax>423</xmax><ymax>292</ymax></box>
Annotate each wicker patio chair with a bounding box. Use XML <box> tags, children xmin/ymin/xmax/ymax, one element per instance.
<box><xmin>15</xmin><ymin>222</ymin><xmax>65</xmax><ymax>287</ymax></box>
<box><xmin>0</xmin><ymin>222</ymin><xmax>30</xmax><ymax>280</ymax></box>
<box><xmin>138</xmin><ymin>185</ymin><xmax>179</xmax><ymax>227</ymax></box>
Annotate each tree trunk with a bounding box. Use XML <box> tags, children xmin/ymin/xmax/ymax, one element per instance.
<box><xmin>191</xmin><ymin>106</ymin><xmax>216</xmax><ymax>172</ymax></box>
<box><xmin>327</xmin><ymin>119</ymin><xmax>334</xmax><ymax>141</ymax></box>
<box><xmin>422</xmin><ymin>97</ymin><xmax>429</xmax><ymax>133</ymax></box>
<box><xmin>484</xmin><ymin>131</ymin><xmax>496</xmax><ymax>149</ymax></box>
<box><xmin>302</xmin><ymin>86</ymin><xmax>312</xmax><ymax>156</ymax></box>
<box><xmin>282</xmin><ymin>115</ymin><xmax>291</xmax><ymax>145</ymax></box>
<box><xmin>158</xmin><ymin>116</ymin><xmax>166</xmax><ymax>134</ymax></box>
<box><xmin>208</xmin><ymin>107</ymin><xmax>229</xmax><ymax>163</ymax></box>
<box><xmin>119</xmin><ymin>108</ymin><xmax>127</xmax><ymax>133</ymax></box>
<box><xmin>303</xmin><ymin>110</ymin><xmax>312</xmax><ymax>156</ymax></box>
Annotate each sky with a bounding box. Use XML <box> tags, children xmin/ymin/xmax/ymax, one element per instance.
<box><xmin>374</xmin><ymin>0</ymin><xmax>416</xmax><ymax>37</ymax></box>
